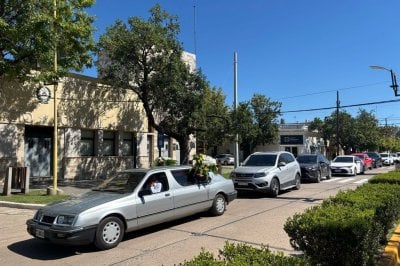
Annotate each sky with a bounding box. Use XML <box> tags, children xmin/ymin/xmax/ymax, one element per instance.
<box><xmin>83</xmin><ymin>0</ymin><xmax>400</xmax><ymax>125</ymax></box>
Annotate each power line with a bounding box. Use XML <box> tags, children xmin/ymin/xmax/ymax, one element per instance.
<box><xmin>282</xmin><ymin>98</ymin><xmax>400</xmax><ymax>113</ymax></box>
<box><xmin>277</xmin><ymin>81</ymin><xmax>388</xmax><ymax>100</ymax></box>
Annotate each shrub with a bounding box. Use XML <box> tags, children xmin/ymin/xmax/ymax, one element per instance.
<box><xmin>284</xmin><ymin>204</ymin><xmax>379</xmax><ymax>266</ymax></box>
<box><xmin>153</xmin><ymin>157</ymin><xmax>177</xmax><ymax>166</ymax></box>
<box><xmin>179</xmin><ymin>242</ymin><xmax>310</xmax><ymax>266</ymax></box>
<box><xmin>368</xmin><ymin>171</ymin><xmax>400</xmax><ymax>185</ymax></box>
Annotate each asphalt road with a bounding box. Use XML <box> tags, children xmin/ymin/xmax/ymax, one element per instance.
<box><xmin>0</xmin><ymin>165</ymin><xmax>394</xmax><ymax>266</ymax></box>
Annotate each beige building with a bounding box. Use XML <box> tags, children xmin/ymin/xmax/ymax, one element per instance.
<box><xmin>0</xmin><ymin>73</ymin><xmax>183</xmax><ymax>182</ymax></box>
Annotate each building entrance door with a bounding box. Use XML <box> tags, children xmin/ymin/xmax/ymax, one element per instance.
<box><xmin>24</xmin><ymin>126</ymin><xmax>52</xmax><ymax>177</ymax></box>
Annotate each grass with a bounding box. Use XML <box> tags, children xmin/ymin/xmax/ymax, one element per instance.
<box><xmin>0</xmin><ymin>189</ymin><xmax>70</xmax><ymax>204</ymax></box>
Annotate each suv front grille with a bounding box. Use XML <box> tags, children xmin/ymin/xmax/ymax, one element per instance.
<box><xmin>235</xmin><ymin>173</ymin><xmax>254</xmax><ymax>179</ymax></box>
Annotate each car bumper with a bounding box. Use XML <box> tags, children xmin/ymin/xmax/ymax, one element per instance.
<box><xmin>233</xmin><ymin>180</ymin><xmax>270</xmax><ymax>192</ymax></box>
<box><xmin>226</xmin><ymin>191</ymin><xmax>238</xmax><ymax>202</ymax></box>
<box><xmin>26</xmin><ymin>219</ymin><xmax>96</xmax><ymax>246</ymax></box>
<box><xmin>331</xmin><ymin>168</ymin><xmax>354</xmax><ymax>175</ymax></box>
<box><xmin>300</xmin><ymin>168</ymin><xmax>319</xmax><ymax>179</ymax></box>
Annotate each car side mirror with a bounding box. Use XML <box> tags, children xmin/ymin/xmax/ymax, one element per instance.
<box><xmin>138</xmin><ymin>189</ymin><xmax>151</xmax><ymax>197</ymax></box>
<box><xmin>278</xmin><ymin>161</ymin><xmax>286</xmax><ymax>167</ymax></box>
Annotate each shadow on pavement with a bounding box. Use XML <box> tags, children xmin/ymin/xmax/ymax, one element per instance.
<box><xmin>8</xmin><ymin>239</ymin><xmax>97</xmax><ymax>260</ymax></box>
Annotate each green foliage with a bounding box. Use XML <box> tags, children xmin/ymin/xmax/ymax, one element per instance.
<box><xmin>97</xmin><ymin>4</ymin><xmax>209</xmax><ymax>164</ymax></box>
<box><xmin>192</xmin><ymin>153</ymin><xmax>217</xmax><ymax>177</ymax></box>
<box><xmin>0</xmin><ymin>189</ymin><xmax>69</xmax><ymax>204</ymax></box>
<box><xmin>180</xmin><ymin>242</ymin><xmax>310</xmax><ymax>266</ymax></box>
<box><xmin>153</xmin><ymin>157</ymin><xmax>177</xmax><ymax>166</ymax></box>
<box><xmin>0</xmin><ymin>0</ymin><xmax>95</xmax><ymax>81</ymax></box>
<box><xmin>232</xmin><ymin>94</ymin><xmax>281</xmax><ymax>157</ymax></box>
<box><xmin>284</xmin><ymin>172</ymin><xmax>400</xmax><ymax>266</ymax></box>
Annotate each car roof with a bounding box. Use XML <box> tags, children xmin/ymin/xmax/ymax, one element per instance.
<box><xmin>122</xmin><ymin>165</ymin><xmax>192</xmax><ymax>173</ymax></box>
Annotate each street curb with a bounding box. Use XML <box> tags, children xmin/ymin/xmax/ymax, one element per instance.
<box><xmin>377</xmin><ymin>224</ymin><xmax>400</xmax><ymax>266</ymax></box>
<box><xmin>0</xmin><ymin>200</ymin><xmax>44</xmax><ymax>210</ymax></box>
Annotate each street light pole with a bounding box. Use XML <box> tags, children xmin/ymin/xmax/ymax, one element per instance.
<box><xmin>52</xmin><ymin>0</ymin><xmax>58</xmax><ymax>195</ymax></box>
<box><xmin>370</xmin><ymin>65</ymin><xmax>399</xmax><ymax>96</ymax></box>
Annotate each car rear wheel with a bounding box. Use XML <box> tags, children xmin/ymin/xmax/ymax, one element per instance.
<box><xmin>210</xmin><ymin>194</ymin><xmax>226</xmax><ymax>216</ymax></box>
<box><xmin>269</xmin><ymin>178</ymin><xmax>280</xmax><ymax>197</ymax></box>
<box><xmin>94</xmin><ymin>216</ymin><xmax>124</xmax><ymax>250</ymax></box>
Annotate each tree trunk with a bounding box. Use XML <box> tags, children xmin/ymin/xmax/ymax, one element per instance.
<box><xmin>177</xmin><ymin>136</ymin><xmax>191</xmax><ymax>165</ymax></box>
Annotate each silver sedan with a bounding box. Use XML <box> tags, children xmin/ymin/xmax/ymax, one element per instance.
<box><xmin>26</xmin><ymin>166</ymin><xmax>237</xmax><ymax>250</ymax></box>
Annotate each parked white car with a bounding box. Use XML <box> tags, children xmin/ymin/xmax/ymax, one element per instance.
<box><xmin>380</xmin><ymin>152</ymin><xmax>394</xmax><ymax>165</ymax></box>
<box><xmin>230</xmin><ymin>151</ymin><xmax>301</xmax><ymax>197</ymax></box>
<box><xmin>330</xmin><ymin>155</ymin><xmax>364</xmax><ymax>176</ymax></box>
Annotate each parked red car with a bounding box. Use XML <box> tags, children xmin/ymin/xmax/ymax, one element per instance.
<box><xmin>352</xmin><ymin>153</ymin><xmax>373</xmax><ymax>170</ymax></box>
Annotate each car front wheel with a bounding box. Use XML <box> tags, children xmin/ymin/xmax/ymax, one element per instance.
<box><xmin>315</xmin><ymin>171</ymin><xmax>321</xmax><ymax>183</ymax></box>
<box><xmin>269</xmin><ymin>178</ymin><xmax>280</xmax><ymax>197</ymax></box>
<box><xmin>294</xmin><ymin>173</ymin><xmax>301</xmax><ymax>189</ymax></box>
<box><xmin>210</xmin><ymin>194</ymin><xmax>226</xmax><ymax>216</ymax></box>
<box><xmin>94</xmin><ymin>216</ymin><xmax>125</xmax><ymax>250</ymax></box>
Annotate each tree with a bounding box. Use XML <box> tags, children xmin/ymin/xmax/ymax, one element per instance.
<box><xmin>96</xmin><ymin>4</ymin><xmax>209</xmax><ymax>164</ymax></box>
<box><xmin>232</xmin><ymin>94</ymin><xmax>281</xmax><ymax>158</ymax></box>
<box><xmin>194</xmin><ymin>85</ymin><xmax>230</xmax><ymax>154</ymax></box>
<box><xmin>0</xmin><ymin>0</ymin><xmax>95</xmax><ymax>81</ymax></box>
<box><xmin>309</xmin><ymin>109</ymin><xmax>381</xmax><ymax>155</ymax></box>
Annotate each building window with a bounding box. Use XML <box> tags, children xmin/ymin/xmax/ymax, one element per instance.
<box><xmin>80</xmin><ymin>130</ymin><xmax>95</xmax><ymax>156</ymax></box>
<box><xmin>103</xmin><ymin>131</ymin><xmax>116</xmax><ymax>156</ymax></box>
<box><xmin>122</xmin><ymin>132</ymin><xmax>134</xmax><ymax>156</ymax></box>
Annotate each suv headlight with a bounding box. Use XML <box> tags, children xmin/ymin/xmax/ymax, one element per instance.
<box><xmin>254</xmin><ymin>172</ymin><xmax>267</xmax><ymax>178</ymax></box>
<box><xmin>230</xmin><ymin>172</ymin><xmax>236</xmax><ymax>178</ymax></box>
<box><xmin>56</xmin><ymin>215</ymin><xmax>75</xmax><ymax>225</ymax></box>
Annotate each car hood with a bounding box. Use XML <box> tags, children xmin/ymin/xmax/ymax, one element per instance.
<box><xmin>41</xmin><ymin>191</ymin><xmax>128</xmax><ymax>215</ymax></box>
<box><xmin>233</xmin><ymin>166</ymin><xmax>274</xmax><ymax>173</ymax></box>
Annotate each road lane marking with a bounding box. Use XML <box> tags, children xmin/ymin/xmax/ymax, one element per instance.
<box><xmin>354</xmin><ymin>178</ymin><xmax>369</xmax><ymax>184</ymax></box>
<box><xmin>338</xmin><ymin>178</ymin><xmax>355</xmax><ymax>183</ymax></box>
<box><xmin>324</xmin><ymin>177</ymin><xmax>343</xmax><ymax>182</ymax></box>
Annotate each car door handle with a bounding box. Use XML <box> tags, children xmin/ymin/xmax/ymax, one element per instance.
<box><xmin>165</xmin><ymin>193</ymin><xmax>170</xmax><ymax>197</ymax></box>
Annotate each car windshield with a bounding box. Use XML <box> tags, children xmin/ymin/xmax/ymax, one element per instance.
<box><xmin>243</xmin><ymin>154</ymin><xmax>277</xmax><ymax>166</ymax></box>
<box><xmin>367</xmin><ymin>153</ymin><xmax>378</xmax><ymax>158</ymax></box>
<box><xmin>380</xmin><ymin>154</ymin><xmax>388</xmax><ymax>158</ymax></box>
<box><xmin>93</xmin><ymin>172</ymin><xmax>146</xmax><ymax>193</ymax></box>
<box><xmin>297</xmin><ymin>155</ymin><xmax>317</xmax><ymax>163</ymax></box>
<box><xmin>333</xmin><ymin>157</ymin><xmax>353</xmax><ymax>163</ymax></box>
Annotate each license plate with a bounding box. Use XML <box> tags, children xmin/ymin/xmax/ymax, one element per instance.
<box><xmin>36</xmin><ymin>229</ymin><xmax>45</xmax><ymax>239</ymax></box>
<box><xmin>333</xmin><ymin>169</ymin><xmax>341</xmax><ymax>172</ymax></box>
<box><xmin>238</xmin><ymin>182</ymin><xmax>248</xmax><ymax>186</ymax></box>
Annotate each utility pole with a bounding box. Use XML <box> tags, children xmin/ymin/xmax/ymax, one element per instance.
<box><xmin>51</xmin><ymin>0</ymin><xmax>59</xmax><ymax>195</ymax></box>
<box><xmin>233</xmin><ymin>52</ymin><xmax>239</xmax><ymax>168</ymax></box>
<box><xmin>336</xmin><ymin>91</ymin><xmax>340</xmax><ymax>156</ymax></box>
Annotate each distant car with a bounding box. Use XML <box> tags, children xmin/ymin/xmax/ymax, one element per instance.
<box><xmin>392</xmin><ymin>153</ymin><xmax>399</xmax><ymax>163</ymax></box>
<box><xmin>296</xmin><ymin>153</ymin><xmax>331</xmax><ymax>183</ymax></box>
<box><xmin>330</xmin><ymin>155</ymin><xmax>364</xmax><ymax>176</ymax></box>
<box><xmin>365</xmin><ymin>152</ymin><xmax>383</xmax><ymax>168</ymax></box>
<box><xmin>215</xmin><ymin>154</ymin><xmax>234</xmax><ymax>165</ymax></box>
<box><xmin>27</xmin><ymin>166</ymin><xmax>237</xmax><ymax>250</ymax></box>
<box><xmin>352</xmin><ymin>152</ymin><xmax>373</xmax><ymax>170</ymax></box>
<box><xmin>230</xmin><ymin>151</ymin><xmax>301</xmax><ymax>197</ymax></box>
<box><xmin>380</xmin><ymin>152</ymin><xmax>393</xmax><ymax>166</ymax></box>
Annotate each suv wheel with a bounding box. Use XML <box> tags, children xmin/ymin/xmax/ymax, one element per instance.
<box><xmin>269</xmin><ymin>178</ymin><xmax>280</xmax><ymax>197</ymax></box>
<box><xmin>294</xmin><ymin>173</ymin><xmax>301</xmax><ymax>190</ymax></box>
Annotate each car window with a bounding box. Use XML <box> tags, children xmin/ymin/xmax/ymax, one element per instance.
<box><xmin>94</xmin><ymin>171</ymin><xmax>146</xmax><ymax>193</ymax></box>
<box><xmin>333</xmin><ymin>157</ymin><xmax>353</xmax><ymax>163</ymax></box>
<box><xmin>244</xmin><ymin>154</ymin><xmax>277</xmax><ymax>166</ymax></box>
<box><xmin>171</xmin><ymin>169</ymin><xmax>195</xmax><ymax>186</ymax></box>
<box><xmin>142</xmin><ymin>172</ymin><xmax>169</xmax><ymax>193</ymax></box>
<box><xmin>297</xmin><ymin>155</ymin><xmax>317</xmax><ymax>163</ymax></box>
<box><xmin>282</xmin><ymin>153</ymin><xmax>295</xmax><ymax>163</ymax></box>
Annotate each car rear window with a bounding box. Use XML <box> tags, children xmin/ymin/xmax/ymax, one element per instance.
<box><xmin>297</xmin><ymin>155</ymin><xmax>317</xmax><ymax>163</ymax></box>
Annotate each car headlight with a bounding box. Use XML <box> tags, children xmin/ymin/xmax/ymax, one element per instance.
<box><xmin>254</xmin><ymin>172</ymin><xmax>267</xmax><ymax>178</ymax></box>
<box><xmin>56</xmin><ymin>215</ymin><xmax>76</xmax><ymax>225</ymax></box>
<box><xmin>307</xmin><ymin>166</ymin><xmax>316</xmax><ymax>170</ymax></box>
<box><xmin>230</xmin><ymin>172</ymin><xmax>236</xmax><ymax>178</ymax></box>
<box><xmin>34</xmin><ymin>210</ymin><xmax>43</xmax><ymax>221</ymax></box>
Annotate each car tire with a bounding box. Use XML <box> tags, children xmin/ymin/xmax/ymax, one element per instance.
<box><xmin>294</xmin><ymin>173</ymin><xmax>301</xmax><ymax>190</ymax></box>
<box><xmin>94</xmin><ymin>216</ymin><xmax>125</xmax><ymax>250</ymax></box>
<box><xmin>210</xmin><ymin>193</ymin><xmax>226</xmax><ymax>216</ymax></box>
<box><xmin>224</xmin><ymin>161</ymin><xmax>228</xmax><ymax>165</ymax></box>
<box><xmin>314</xmin><ymin>171</ymin><xmax>321</xmax><ymax>183</ymax></box>
<box><xmin>269</xmin><ymin>178</ymin><xmax>280</xmax><ymax>197</ymax></box>
<box><xmin>326</xmin><ymin>169</ymin><xmax>331</xmax><ymax>180</ymax></box>
<box><xmin>353</xmin><ymin>167</ymin><xmax>357</xmax><ymax>176</ymax></box>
